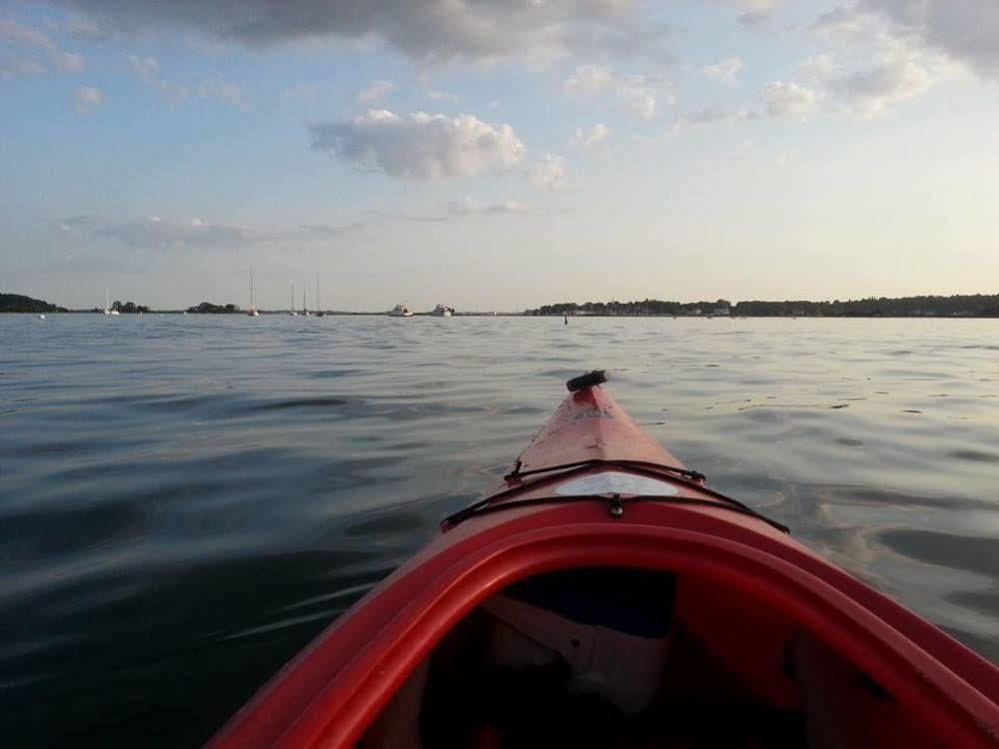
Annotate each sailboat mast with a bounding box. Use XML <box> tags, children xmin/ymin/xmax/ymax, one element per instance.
<box><xmin>250</xmin><ymin>266</ymin><xmax>255</xmax><ymax>308</ymax></box>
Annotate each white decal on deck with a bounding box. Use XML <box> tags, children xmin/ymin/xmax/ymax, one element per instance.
<box><xmin>554</xmin><ymin>471</ymin><xmax>680</xmax><ymax>497</ymax></box>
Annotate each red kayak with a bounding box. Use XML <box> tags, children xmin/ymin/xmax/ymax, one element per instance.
<box><xmin>210</xmin><ymin>372</ymin><xmax>999</xmax><ymax>748</ymax></box>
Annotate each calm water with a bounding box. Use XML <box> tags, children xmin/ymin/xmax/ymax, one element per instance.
<box><xmin>2</xmin><ymin>314</ymin><xmax>998</xmax><ymax>746</ymax></box>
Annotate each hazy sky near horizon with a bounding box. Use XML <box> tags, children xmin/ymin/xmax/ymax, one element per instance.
<box><xmin>2</xmin><ymin>0</ymin><xmax>998</xmax><ymax>311</ymax></box>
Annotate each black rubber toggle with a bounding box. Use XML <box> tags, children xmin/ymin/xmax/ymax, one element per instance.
<box><xmin>567</xmin><ymin>369</ymin><xmax>608</xmax><ymax>392</ymax></box>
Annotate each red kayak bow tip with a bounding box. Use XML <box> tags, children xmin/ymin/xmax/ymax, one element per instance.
<box><xmin>208</xmin><ymin>377</ymin><xmax>999</xmax><ymax>749</ymax></box>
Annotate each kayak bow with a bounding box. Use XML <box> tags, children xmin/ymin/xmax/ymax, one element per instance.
<box><xmin>210</xmin><ymin>373</ymin><xmax>999</xmax><ymax>748</ymax></box>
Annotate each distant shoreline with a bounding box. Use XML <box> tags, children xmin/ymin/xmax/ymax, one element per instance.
<box><xmin>4</xmin><ymin>292</ymin><xmax>999</xmax><ymax>318</ymax></box>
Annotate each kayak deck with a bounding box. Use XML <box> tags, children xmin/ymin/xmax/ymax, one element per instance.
<box><xmin>209</xmin><ymin>377</ymin><xmax>999</xmax><ymax>749</ymax></box>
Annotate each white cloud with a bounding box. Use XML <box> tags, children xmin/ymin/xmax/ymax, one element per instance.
<box><xmin>529</xmin><ymin>153</ymin><xmax>566</xmax><ymax>189</ymax></box>
<box><xmin>569</xmin><ymin>123</ymin><xmax>610</xmax><ymax>149</ymax></box>
<box><xmin>563</xmin><ymin>64</ymin><xmax>615</xmax><ymax>96</ymax></box>
<box><xmin>679</xmin><ymin>106</ymin><xmax>732</xmax><ymax>126</ymax></box>
<box><xmin>673</xmin><ymin>106</ymin><xmax>759</xmax><ymax>131</ymax></box>
<box><xmin>426</xmin><ymin>89</ymin><xmax>458</xmax><ymax>102</ymax></box>
<box><xmin>74</xmin><ymin>85</ymin><xmax>104</xmax><ymax>112</ymax></box>
<box><xmin>0</xmin><ymin>18</ymin><xmax>85</xmax><ymax>78</ymax></box>
<box><xmin>705</xmin><ymin>0</ymin><xmax>779</xmax><ymax>10</ymax></box>
<box><xmin>616</xmin><ymin>74</ymin><xmax>661</xmax><ymax>118</ymax></box>
<box><xmin>1</xmin><ymin>58</ymin><xmax>47</xmax><ymax>78</ymax></box>
<box><xmin>0</xmin><ymin>18</ymin><xmax>56</xmax><ymax>50</ymax></box>
<box><xmin>831</xmin><ymin>57</ymin><xmax>934</xmax><ymax>117</ymax></box>
<box><xmin>357</xmin><ymin>80</ymin><xmax>394</xmax><ymax>104</ymax></box>
<box><xmin>58</xmin><ymin>51</ymin><xmax>86</xmax><ymax>72</ymax></box>
<box><xmin>310</xmin><ymin>109</ymin><xmax>526</xmax><ymax>180</ymax></box>
<box><xmin>126</xmin><ymin>59</ymin><xmax>249</xmax><ymax>109</ymax></box>
<box><xmin>66</xmin><ymin>15</ymin><xmax>110</xmax><ymax>41</ymax></box>
<box><xmin>811</xmin><ymin>5</ymin><xmax>877</xmax><ymax>38</ymax></box>
<box><xmin>738</xmin><ymin>11</ymin><xmax>772</xmax><ymax>27</ymax></box>
<box><xmin>797</xmin><ymin>53</ymin><xmax>839</xmax><ymax>83</ymax></box>
<box><xmin>197</xmin><ymin>78</ymin><xmax>249</xmax><ymax>109</ymax></box>
<box><xmin>860</xmin><ymin>0</ymin><xmax>999</xmax><ymax>80</ymax></box>
<box><xmin>128</xmin><ymin>55</ymin><xmax>160</xmax><ymax>78</ymax></box>
<box><xmin>447</xmin><ymin>197</ymin><xmax>529</xmax><ymax>215</ymax></box>
<box><xmin>703</xmin><ymin>56</ymin><xmax>744</xmax><ymax>86</ymax></box>
<box><xmin>795</xmin><ymin>43</ymin><xmax>941</xmax><ymax>117</ymax></box>
<box><xmin>84</xmin><ymin>215</ymin><xmax>258</xmax><ymax>249</ymax></box>
<box><xmin>564</xmin><ymin>65</ymin><xmax>668</xmax><ymax>120</ymax></box>
<box><xmin>45</xmin><ymin>0</ymin><xmax>677</xmax><ymax>64</ymax></box>
<box><xmin>763</xmin><ymin>81</ymin><xmax>818</xmax><ymax>118</ymax></box>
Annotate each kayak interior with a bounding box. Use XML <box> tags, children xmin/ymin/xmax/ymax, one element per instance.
<box><xmin>360</xmin><ymin>565</ymin><xmax>933</xmax><ymax>749</ymax></box>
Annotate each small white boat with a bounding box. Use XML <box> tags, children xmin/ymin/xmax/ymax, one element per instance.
<box><xmin>247</xmin><ymin>267</ymin><xmax>260</xmax><ymax>317</ymax></box>
<box><xmin>431</xmin><ymin>304</ymin><xmax>455</xmax><ymax>317</ymax></box>
<box><xmin>389</xmin><ymin>304</ymin><xmax>414</xmax><ymax>317</ymax></box>
<box><xmin>38</xmin><ymin>314</ymin><xmax>46</xmax><ymax>320</ymax></box>
<box><xmin>103</xmin><ymin>289</ymin><xmax>120</xmax><ymax>316</ymax></box>
<box><xmin>315</xmin><ymin>276</ymin><xmax>325</xmax><ymax>317</ymax></box>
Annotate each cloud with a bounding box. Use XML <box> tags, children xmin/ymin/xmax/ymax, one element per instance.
<box><xmin>763</xmin><ymin>81</ymin><xmax>818</xmax><ymax>118</ymax></box>
<box><xmin>0</xmin><ymin>18</ymin><xmax>85</xmax><ymax>77</ymax></box>
<box><xmin>197</xmin><ymin>78</ymin><xmax>249</xmax><ymax>109</ymax></box>
<box><xmin>58</xmin><ymin>52</ymin><xmax>86</xmax><ymax>72</ymax></box>
<box><xmin>357</xmin><ymin>80</ymin><xmax>394</xmax><ymax>104</ymax></box>
<box><xmin>74</xmin><ymin>85</ymin><xmax>104</xmax><ymax>111</ymax></box>
<box><xmin>811</xmin><ymin>5</ymin><xmax>876</xmax><ymax>38</ymax></box>
<box><xmin>679</xmin><ymin>106</ymin><xmax>732</xmax><ymax>125</ymax></box>
<box><xmin>0</xmin><ymin>18</ymin><xmax>56</xmax><ymax>50</ymax></box>
<box><xmin>128</xmin><ymin>55</ymin><xmax>159</xmax><ymax>78</ymax></box>
<box><xmin>704</xmin><ymin>0</ymin><xmax>779</xmax><ymax>11</ymax></box>
<box><xmin>529</xmin><ymin>153</ymin><xmax>566</xmax><ymax>190</ymax></box>
<box><xmin>796</xmin><ymin>53</ymin><xmax>839</xmax><ymax>82</ymax></box>
<box><xmin>830</xmin><ymin>57</ymin><xmax>934</xmax><ymax>117</ymax></box>
<box><xmin>45</xmin><ymin>0</ymin><xmax>677</xmax><ymax>64</ymax></box>
<box><xmin>860</xmin><ymin>0</ymin><xmax>999</xmax><ymax>80</ymax></box>
<box><xmin>1</xmin><ymin>58</ymin><xmax>47</xmax><ymax>78</ymax></box>
<box><xmin>673</xmin><ymin>106</ymin><xmax>759</xmax><ymax>130</ymax></box>
<box><xmin>59</xmin><ymin>205</ymin><xmax>526</xmax><ymax>251</ymax></box>
<box><xmin>563</xmin><ymin>64</ymin><xmax>669</xmax><ymax>119</ymax></box>
<box><xmin>569</xmin><ymin>123</ymin><xmax>610</xmax><ymax>149</ymax></box>
<box><xmin>795</xmin><ymin>46</ymin><xmax>940</xmax><ymax>117</ymax></box>
<box><xmin>309</xmin><ymin>109</ymin><xmax>526</xmax><ymax>180</ymax></box>
<box><xmin>63</xmin><ymin>215</ymin><xmax>263</xmax><ymax>249</ymax></box>
<box><xmin>125</xmin><ymin>59</ymin><xmax>249</xmax><ymax>108</ymax></box>
<box><xmin>703</xmin><ymin>56</ymin><xmax>744</xmax><ymax>86</ymax></box>
<box><xmin>447</xmin><ymin>197</ymin><xmax>529</xmax><ymax>216</ymax></box>
<box><xmin>563</xmin><ymin>64</ymin><xmax>615</xmax><ymax>96</ymax></box>
<box><xmin>66</xmin><ymin>15</ymin><xmax>111</xmax><ymax>41</ymax></box>
<box><xmin>738</xmin><ymin>11</ymin><xmax>772</xmax><ymax>27</ymax></box>
<box><xmin>426</xmin><ymin>89</ymin><xmax>458</xmax><ymax>102</ymax></box>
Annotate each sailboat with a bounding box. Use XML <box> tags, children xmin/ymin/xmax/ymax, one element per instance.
<box><xmin>289</xmin><ymin>282</ymin><xmax>298</xmax><ymax>316</ymax></box>
<box><xmin>247</xmin><ymin>267</ymin><xmax>260</xmax><ymax>317</ymax></box>
<box><xmin>315</xmin><ymin>276</ymin><xmax>325</xmax><ymax>317</ymax></box>
<box><xmin>302</xmin><ymin>288</ymin><xmax>311</xmax><ymax>317</ymax></box>
<box><xmin>103</xmin><ymin>289</ymin><xmax>120</xmax><ymax>316</ymax></box>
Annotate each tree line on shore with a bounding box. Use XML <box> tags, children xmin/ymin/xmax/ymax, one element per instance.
<box><xmin>525</xmin><ymin>294</ymin><xmax>999</xmax><ymax>318</ymax></box>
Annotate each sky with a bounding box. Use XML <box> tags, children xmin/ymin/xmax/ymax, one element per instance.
<box><xmin>1</xmin><ymin>0</ymin><xmax>998</xmax><ymax>312</ymax></box>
